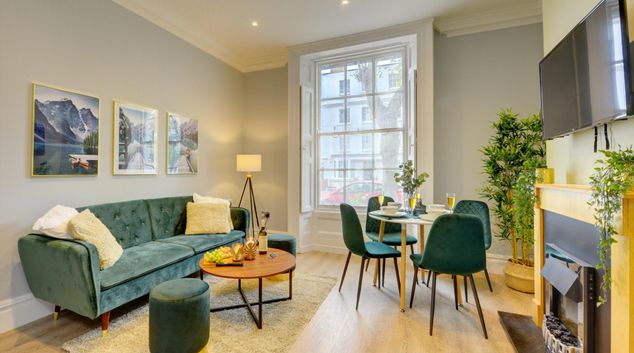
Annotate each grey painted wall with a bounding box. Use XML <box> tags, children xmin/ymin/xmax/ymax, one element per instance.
<box><xmin>0</xmin><ymin>0</ymin><xmax>246</xmax><ymax>329</ymax></box>
<box><xmin>243</xmin><ymin>68</ymin><xmax>289</xmax><ymax>232</ymax></box>
<box><xmin>434</xmin><ymin>23</ymin><xmax>544</xmax><ymax>257</ymax></box>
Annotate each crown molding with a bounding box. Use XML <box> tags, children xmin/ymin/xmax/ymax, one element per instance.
<box><xmin>242</xmin><ymin>49</ymin><xmax>289</xmax><ymax>73</ymax></box>
<box><xmin>435</xmin><ymin>1</ymin><xmax>542</xmax><ymax>37</ymax></box>
<box><xmin>112</xmin><ymin>0</ymin><xmax>247</xmax><ymax>72</ymax></box>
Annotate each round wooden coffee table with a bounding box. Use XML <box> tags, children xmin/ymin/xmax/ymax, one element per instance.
<box><xmin>199</xmin><ymin>248</ymin><xmax>296</xmax><ymax>329</ymax></box>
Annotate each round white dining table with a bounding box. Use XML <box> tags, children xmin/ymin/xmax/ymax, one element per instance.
<box><xmin>368</xmin><ymin>211</ymin><xmax>461</xmax><ymax>311</ymax></box>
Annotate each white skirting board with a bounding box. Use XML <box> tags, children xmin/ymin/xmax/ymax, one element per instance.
<box><xmin>0</xmin><ymin>293</ymin><xmax>51</xmax><ymax>334</ymax></box>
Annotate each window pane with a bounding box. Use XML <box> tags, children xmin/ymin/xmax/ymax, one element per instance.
<box><xmin>347</xmin><ymin>59</ymin><xmax>373</xmax><ymax>96</ymax></box>
<box><xmin>376</xmin><ymin>54</ymin><xmax>403</xmax><ymax>93</ymax></box>
<box><xmin>375</xmin><ymin>93</ymin><xmax>403</xmax><ymax>129</ymax></box>
<box><xmin>345</xmin><ymin>134</ymin><xmax>373</xmax><ymax>167</ymax></box>
<box><xmin>374</xmin><ymin>169</ymin><xmax>403</xmax><ymax>204</ymax></box>
<box><xmin>320</xmin><ymin>64</ymin><xmax>346</xmax><ymax>99</ymax></box>
<box><xmin>374</xmin><ymin>131</ymin><xmax>403</xmax><ymax>169</ymax></box>
<box><xmin>320</xmin><ymin>135</ymin><xmax>344</xmax><ymax>169</ymax></box>
<box><xmin>320</xmin><ymin>99</ymin><xmax>345</xmax><ymax>133</ymax></box>
<box><xmin>320</xmin><ymin>170</ymin><xmax>344</xmax><ymax>206</ymax></box>
<box><xmin>346</xmin><ymin>96</ymin><xmax>373</xmax><ymax>132</ymax></box>
<box><xmin>346</xmin><ymin>170</ymin><xmax>373</xmax><ymax>206</ymax></box>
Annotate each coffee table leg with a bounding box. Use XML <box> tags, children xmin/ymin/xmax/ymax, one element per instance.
<box><xmin>258</xmin><ymin>278</ymin><xmax>263</xmax><ymax>329</ymax></box>
<box><xmin>289</xmin><ymin>270</ymin><xmax>293</xmax><ymax>300</ymax></box>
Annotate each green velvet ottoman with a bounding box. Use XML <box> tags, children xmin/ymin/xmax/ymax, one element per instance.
<box><xmin>149</xmin><ymin>279</ymin><xmax>210</xmax><ymax>353</ymax></box>
<box><xmin>268</xmin><ymin>233</ymin><xmax>296</xmax><ymax>256</ymax></box>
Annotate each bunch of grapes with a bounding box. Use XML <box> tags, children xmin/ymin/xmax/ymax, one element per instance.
<box><xmin>203</xmin><ymin>246</ymin><xmax>233</xmax><ymax>264</ymax></box>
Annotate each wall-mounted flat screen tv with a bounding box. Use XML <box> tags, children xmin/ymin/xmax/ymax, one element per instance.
<box><xmin>540</xmin><ymin>0</ymin><xmax>631</xmax><ymax>139</ymax></box>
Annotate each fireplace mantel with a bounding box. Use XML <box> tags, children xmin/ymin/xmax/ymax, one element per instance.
<box><xmin>533</xmin><ymin>184</ymin><xmax>634</xmax><ymax>353</ymax></box>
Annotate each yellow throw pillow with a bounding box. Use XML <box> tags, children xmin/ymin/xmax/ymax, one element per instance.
<box><xmin>69</xmin><ymin>210</ymin><xmax>123</xmax><ymax>270</ymax></box>
<box><xmin>193</xmin><ymin>193</ymin><xmax>234</xmax><ymax>230</ymax></box>
<box><xmin>186</xmin><ymin>202</ymin><xmax>231</xmax><ymax>235</ymax></box>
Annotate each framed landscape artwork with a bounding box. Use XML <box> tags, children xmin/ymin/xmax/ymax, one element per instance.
<box><xmin>31</xmin><ymin>83</ymin><xmax>100</xmax><ymax>176</ymax></box>
<box><xmin>166</xmin><ymin>112</ymin><xmax>198</xmax><ymax>175</ymax></box>
<box><xmin>113</xmin><ymin>101</ymin><xmax>158</xmax><ymax>175</ymax></box>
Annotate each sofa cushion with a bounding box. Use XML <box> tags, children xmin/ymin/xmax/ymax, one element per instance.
<box><xmin>158</xmin><ymin>230</ymin><xmax>245</xmax><ymax>254</ymax></box>
<box><xmin>145</xmin><ymin>196</ymin><xmax>192</xmax><ymax>240</ymax></box>
<box><xmin>100</xmin><ymin>241</ymin><xmax>194</xmax><ymax>290</ymax></box>
<box><xmin>77</xmin><ymin>200</ymin><xmax>152</xmax><ymax>249</ymax></box>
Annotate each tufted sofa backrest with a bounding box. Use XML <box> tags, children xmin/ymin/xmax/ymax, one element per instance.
<box><xmin>145</xmin><ymin>196</ymin><xmax>192</xmax><ymax>240</ymax></box>
<box><xmin>77</xmin><ymin>200</ymin><xmax>153</xmax><ymax>249</ymax></box>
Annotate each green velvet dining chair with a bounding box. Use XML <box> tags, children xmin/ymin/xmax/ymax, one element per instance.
<box><xmin>453</xmin><ymin>200</ymin><xmax>493</xmax><ymax>294</ymax></box>
<box><xmin>338</xmin><ymin>203</ymin><xmax>402</xmax><ymax>310</ymax></box>
<box><xmin>365</xmin><ymin>196</ymin><xmax>418</xmax><ymax>287</ymax></box>
<box><xmin>409</xmin><ymin>214</ymin><xmax>488</xmax><ymax>338</ymax></box>
<box><xmin>424</xmin><ymin>200</ymin><xmax>494</xmax><ymax>297</ymax></box>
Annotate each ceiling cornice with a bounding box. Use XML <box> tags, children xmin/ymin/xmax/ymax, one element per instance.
<box><xmin>114</xmin><ymin>0</ymin><xmax>542</xmax><ymax>73</ymax></box>
<box><xmin>435</xmin><ymin>1</ymin><xmax>542</xmax><ymax>37</ymax></box>
<box><xmin>113</xmin><ymin>0</ymin><xmax>247</xmax><ymax>72</ymax></box>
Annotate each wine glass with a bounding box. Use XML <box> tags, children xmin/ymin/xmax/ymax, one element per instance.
<box><xmin>408</xmin><ymin>195</ymin><xmax>417</xmax><ymax>215</ymax></box>
<box><xmin>446</xmin><ymin>192</ymin><xmax>456</xmax><ymax>212</ymax></box>
<box><xmin>378</xmin><ymin>194</ymin><xmax>385</xmax><ymax>206</ymax></box>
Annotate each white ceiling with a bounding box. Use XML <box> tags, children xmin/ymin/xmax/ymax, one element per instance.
<box><xmin>113</xmin><ymin>0</ymin><xmax>541</xmax><ymax>72</ymax></box>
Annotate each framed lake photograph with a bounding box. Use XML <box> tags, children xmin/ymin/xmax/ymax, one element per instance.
<box><xmin>113</xmin><ymin>101</ymin><xmax>158</xmax><ymax>175</ymax></box>
<box><xmin>166</xmin><ymin>112</ymin><xmax>198</xmax><ymax>175</ymax></box>
<box><xmin>31</xmin><ymin>83</ymin><xmax>100</xmax><ymax>176</ymax></box>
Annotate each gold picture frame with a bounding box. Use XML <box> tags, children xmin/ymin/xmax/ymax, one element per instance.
<box><xmin>166</xmin><ymin>112</ymin><xmax>198</xmax><ymax>175</ymax></box>
<box><xmin>31</xmin><ymin>82</ymin><xmax>100</xmax><ymax>177</ymax></box>
<box><xmin>113</xmin><ymin>100</ymin><xmax>159</xmax><ymax>175</ymax></box>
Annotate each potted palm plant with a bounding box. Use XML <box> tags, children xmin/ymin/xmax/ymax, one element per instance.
<box><xmin>480</xmin><ymin>109</ymin><xmax>545</xmax><ymax>293</ymax></box>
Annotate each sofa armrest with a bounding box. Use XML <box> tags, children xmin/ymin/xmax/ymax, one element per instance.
<box><xmin>230</xmin><ymin>207</ymin><xmax>250</xmax><ymax>235</ymax></box>
<box><xmin>18</xmin><ymin>234</ymin><xmax>102</xmax><ymax>319</ymax></box>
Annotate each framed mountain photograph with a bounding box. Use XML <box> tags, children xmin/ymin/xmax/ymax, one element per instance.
<box><xmin>113</xmin><ymin>101</ymin><xmax>158</xmax><ymax>175</ymax></box>
<box><xmin>31</xmin><ymin>83</ymin><xmax>100</xmax><ymax>176</ymax></box>
<box><xmin>166</xmin><ymin>112</ymin><xmax>198</xmax><ymax>175</ymax></box>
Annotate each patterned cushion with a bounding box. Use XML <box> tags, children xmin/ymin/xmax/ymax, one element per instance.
<box><xmin>145</xmin><ymin>196</ymin><xmax>192</xmax><ymax>239</ymax></box>
<box><xmin>77</xmin><ymin>200</ymin><xmax>152</xmax><ymax>249</ymax></box>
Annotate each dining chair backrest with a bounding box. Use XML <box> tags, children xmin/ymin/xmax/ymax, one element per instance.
<box><xmin>340</xmin><ymin>203</ymin><xmax>368</xmax><ymax>257</ymax></box>
<box><xmin>365</xmin><ymin>196</ymin><xmax>402</xmax><ymax>234</ymax></box>
<box><xmin>453</xmin><ymin>200</ymin><xmax>492</xmax><ymax>250</ymax></box>
<box><xmin>421</xmin><ymin>214</ymin><xmax>486</xmax><ymax>275</ymax></box>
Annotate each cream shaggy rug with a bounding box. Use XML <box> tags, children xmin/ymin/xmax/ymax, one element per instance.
<box><xmin>62</xmin><ymin>273</ymin><xmax>337</xmax><ymax>353</ymax></box>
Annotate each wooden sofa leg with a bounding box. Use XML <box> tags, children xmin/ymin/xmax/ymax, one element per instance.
<box><xmin>53</xmin><ymin>305</ymin><xmax>61</xmax><ymax>320</ymax></box>
<box><xmin>101</xmin><ymin>312</ymin><xmax>111</xmax><ymax>337</ymax></box>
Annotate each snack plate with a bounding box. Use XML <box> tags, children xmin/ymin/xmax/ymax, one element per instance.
<box><xmin>371</xmin><ymin>210</ymin><xmax>408</xmax><ymax>218</ymax></box>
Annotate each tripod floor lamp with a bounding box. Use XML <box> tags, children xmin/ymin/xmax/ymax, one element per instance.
<box><xmin>236</xmin><ymin>154</ymin><xmax>261</xmax><ymax>234</ymax></box>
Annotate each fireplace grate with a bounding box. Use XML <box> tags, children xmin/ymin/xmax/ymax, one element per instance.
<box><xmin>543</xmin><ymin>315</ymin><xmax>581</xmax><ymax>353</ymax></box>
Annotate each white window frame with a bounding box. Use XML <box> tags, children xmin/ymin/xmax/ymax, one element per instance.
<box><xmin>315</xmin><ymin>46</ymin><xmax>410</xmax><ymax>210</ymax></box>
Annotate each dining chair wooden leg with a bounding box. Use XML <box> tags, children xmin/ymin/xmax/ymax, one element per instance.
<box><xmin>382</xmin><ymin>258</ymin><xmax>386</xmax><ymax>287</ymax></box>
<box><xmin>469</xmin><ymin>274</ymin><xmax>488</xmax><ymax>339</ymax></box>
<box><xmin>339</xmin><ymin>251</ymin><xmax>352</xmax><ymax>292</ymax></box>
<box><xmin>409</xmin><ymin>264</ymin><xmax>418</xmax><ymax>308</ymax></box>
<box><xmin>464</xmin><ymin>276</ymin><xmax>469</xmax><ymax>303</ymax></box>
<box><xmin>377</xmin><ymin>258</ymin><xmax>381</xmax><ymax>289</ymax></box>
<box><xmin>409</xmin><ymin>244</ymin><xmax>415</xmax><ymax>256</ymax></box>
<box><xmin>426</xmin><ymin>270</ymin><xmax>431</xmax><ymax>288</ymax></box>
<box><xmin>356</xmin><ymin>258</ymin><xmax>366</xmax><ymax>310</ymax></box>
<box><xmin>392</xmin><ymin>257</ymin><xmax>401</xmax><ymax>295</ymax></box>
<box><xmin>484</xmin><ymin>268</ymin><xmax>493</xmax><ymax>292</ymax></box>
<box><xmin>429</xmin><ymin>272</ymin><xmax>438</xmax><ymax>336</ymax></box>
<box><xmin>364</xmin><ymin>258</ymin><xmax>369</xmax><ymax>272</ymax></box>
<box><xmin>452</xmin><ymin>275</ymin><xmax>459</xmax><ymax>310</ymax></box>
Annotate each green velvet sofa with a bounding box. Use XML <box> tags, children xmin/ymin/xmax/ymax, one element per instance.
<box><xmin>18</xmin><ymin>196</ymin><xmax>249</xmax><ymax>335</ymax></box>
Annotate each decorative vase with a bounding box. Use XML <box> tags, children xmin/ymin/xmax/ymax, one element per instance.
<box><xmin>503</xmin><ymin>260</ymin><xmax>534</xmax><ymax>293</ymax></box>
<box><xmin>536</xmin><ymin>168</ymin><xmax>554</xmax><ymax>184</ymax></box>
<box><xmin>244</xmin><ymin>237</ymin><xmax>257</xmax><ymax>260</ymax></box>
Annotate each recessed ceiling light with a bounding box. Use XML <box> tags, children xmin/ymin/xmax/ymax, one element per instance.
<box><xmin>341</xmin><ymin>0</ymin><xmax>350</xmax><ymax>4</ymax></box>
<box><xmin>251</xmin><ymin>21</ymin><xmax>259</xmax><ymax>27</ymax></box>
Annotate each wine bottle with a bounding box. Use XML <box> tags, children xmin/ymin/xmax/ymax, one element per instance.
<box><xmin>258</xmin><ymin>212</ymin><xmax>270</xmax><ymax>254</ymax></box>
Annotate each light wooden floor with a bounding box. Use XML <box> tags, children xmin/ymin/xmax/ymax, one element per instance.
<box><xmin>0</xmin><ymin>251</ymin><xmax>530</xmax><ymax>353</ymax></box>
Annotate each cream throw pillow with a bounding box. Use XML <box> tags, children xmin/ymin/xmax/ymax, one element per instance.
<box><xmin>193</xmin><ymin>193</ymin><xmax>234</xmax><ymax>230</ymax></box>
<box><xmin>186</xmin><ymin>202</ymin><xmax>231</xmax><ymax>235</ymax></box>
<box><xmin>69</xmin><ymin>210</ymin><xmax>123</xmax><ymax>270</ymax></box>
<box><xmin>32</xmin><ymin>205</ymin><xmax>78</xmax><ymax>239</ymax></box>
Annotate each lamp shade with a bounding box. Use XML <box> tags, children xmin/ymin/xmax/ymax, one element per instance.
<box><xmin>236</xmin><ymin>154</ymin><xmax>261</xmax><ymax>172</ymax></box>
